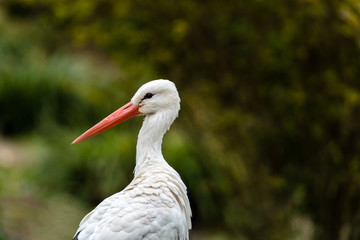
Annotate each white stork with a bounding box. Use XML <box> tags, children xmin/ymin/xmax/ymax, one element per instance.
<box><xmin>72</xmin><ymin>80</ymin><xmax>192</xmax><ymax>240</ymax></box>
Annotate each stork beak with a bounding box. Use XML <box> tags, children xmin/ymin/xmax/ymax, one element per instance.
<box><xmin>72</xmin><ymin>102</ymin><xmax>141</xmax><ymax>144</ymax></box>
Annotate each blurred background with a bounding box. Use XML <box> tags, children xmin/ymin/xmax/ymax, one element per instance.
<box><xmin>0</xmin><ymin>0</ymin><xmax>360</xmax><ymax>239</ymax></box>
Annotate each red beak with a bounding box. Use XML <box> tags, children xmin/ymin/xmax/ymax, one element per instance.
<box><xmin>72</xmin><ymin>101</ymin><xmax>141</xmax><ymax>144</ymax></box>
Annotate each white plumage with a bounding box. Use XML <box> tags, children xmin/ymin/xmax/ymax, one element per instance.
<box><xmin>72</xmin><ymin>80</ymin><xmax>192</xmax><ymax>240</ymax></box>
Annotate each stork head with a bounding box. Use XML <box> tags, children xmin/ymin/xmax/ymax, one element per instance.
<box><xmin>72</xmin><ymin>79</ymin><xmax>180</xmax><ymax>144</ymax></box>
<box><xmin>131</xmin><ymin>79</ymin><xmax>180</xmax><ymax>115</ymax></box>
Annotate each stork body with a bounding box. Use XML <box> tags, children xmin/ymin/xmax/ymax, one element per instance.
<box><xmin>72</xmin><ymin>80</ymin><xmax>191</xmax><ymax>240</ymax></box>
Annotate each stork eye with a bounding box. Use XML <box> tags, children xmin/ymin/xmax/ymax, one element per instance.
<box><xmin>144</xmin><ymin>93</ymin><xmax>154</xmax><ymax>99</ymax></box>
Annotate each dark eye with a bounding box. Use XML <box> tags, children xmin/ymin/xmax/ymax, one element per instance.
<box><xmin>144</xmin><ymin>93</ymin><xmax>153</xmax><ymax>99</ymax></box>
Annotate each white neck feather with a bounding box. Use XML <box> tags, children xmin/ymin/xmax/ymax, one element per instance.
<box><xmin>134</xmin><ymin>110</ymin><xmax>177</xmax><ymax>176</ymax></box>
<box><xmin>134</xmin><ymin>108</ymin><xmax>192</xmax><ymax>231</ymax></box>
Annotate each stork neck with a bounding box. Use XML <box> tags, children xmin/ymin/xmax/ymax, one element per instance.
<box><xmin>135</xmin><ymin>112</ymin><xmax>173</xmax><ymax>176</ymax></box>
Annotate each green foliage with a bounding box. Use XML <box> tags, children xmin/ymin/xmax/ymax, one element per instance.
<box><xmin>1</xmin><ymin>0</ymin><xmax>360</xmax><ymax>239</ymax></box>
<box><xmin>0</xmin><ymin>22</ymin><xmax>82</xmax><ymax>135</ymax></box>
<box><xmin>0</xmin><ymin>230</ymin><xmax>6</xmax><ymax>240</ymax></box>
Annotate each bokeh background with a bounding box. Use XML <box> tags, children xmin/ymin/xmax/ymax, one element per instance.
<box><xmin>0</xmin><ymin>0</ymin><xmax>360</xmax><ymax>239</ymax></box>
